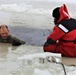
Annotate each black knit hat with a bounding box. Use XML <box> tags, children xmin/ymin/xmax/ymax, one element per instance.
<box><xmin>52</xmin><ymin>7</ymin><xmax>60</xmax><ymax>22</ymax></box>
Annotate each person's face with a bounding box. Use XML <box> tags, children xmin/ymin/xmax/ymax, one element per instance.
<box><xmin>0</xmin><ymin>28</ymin><xmax>9</xmax><ymax>39</ymax></box>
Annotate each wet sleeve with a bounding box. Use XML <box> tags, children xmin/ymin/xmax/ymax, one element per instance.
<box><xmin>12</xmin><ymin>37</ymin><xmax>26</xmax><ymax>46</ymax></box>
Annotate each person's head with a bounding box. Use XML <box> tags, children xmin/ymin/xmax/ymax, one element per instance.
<box><xmin>52</xmin><ymin>7</ymin><xmax>60</xmax><ymax>23</ymax></box>
<box><xmin>0</xmin><ymin>25</ymin><xmax>9</xmax><ymax>39</ymax></box>
<box><xmin>52</xmin><ymin>4</ymin><xmax>70</xmax><ymax>24</ymax></box>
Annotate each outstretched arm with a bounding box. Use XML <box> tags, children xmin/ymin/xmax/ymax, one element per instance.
<box><xmin>11</xmin><ymin>37</ymin><xmax>26</xmax><ymax>46</ymax></box>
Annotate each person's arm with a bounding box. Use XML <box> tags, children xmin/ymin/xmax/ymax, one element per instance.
<box><xmin>44</xmin><ymin>26</ymin><xmax>65</xmax><ymax>47</ymax></box>
<box><xmin>11</xmin><ymin>37</ymin><xmax>26</xmax><ymax>46</ymax></box>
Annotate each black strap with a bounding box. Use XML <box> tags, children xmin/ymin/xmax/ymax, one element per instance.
<box><xmin>61</xmin><ymin>39</ymin><xmax>76</xmax><ymax>44</ymax></box>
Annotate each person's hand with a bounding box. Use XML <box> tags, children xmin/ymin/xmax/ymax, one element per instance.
<box><xmin>44</xmin><ymin>42</ymin><xmax>50</xmax><ymax>47</ymax></box>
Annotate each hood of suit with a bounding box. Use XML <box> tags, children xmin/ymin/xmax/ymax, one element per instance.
<box><xmin>52</xmin><ymin>4</ymin><xmax>71</xmax><ymax>24</ymax></box>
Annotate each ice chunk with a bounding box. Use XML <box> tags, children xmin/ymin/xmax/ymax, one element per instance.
<box><xmin>18</xmin><ymin>52</ymin><xmax>61</xmax><ymax>65</ymax></box>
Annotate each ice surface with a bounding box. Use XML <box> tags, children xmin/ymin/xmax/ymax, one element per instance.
<box><xmin>33</xmin><ymin>68</ymin><xmax>52</xmax><ymax>75</ymax></box>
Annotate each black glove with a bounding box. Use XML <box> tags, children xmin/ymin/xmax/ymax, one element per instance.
<box><xmin>44</xmin><ymin>38</ymin><xmax>56</xmax><ymax>47</ymax></box>
<box><xmin>47</xmin><ymin>38</ymin><xmax>56</xmax><ymax>44</ymax></box>
<box><xmin>12</xmin><ymin>40</ymin><xmax>22</xmax><ymax>46</ymax></box>
<box><xmin>44</xmin><ymin>42</ymin><xmax>50</xmax><ymax>47</ymax></box>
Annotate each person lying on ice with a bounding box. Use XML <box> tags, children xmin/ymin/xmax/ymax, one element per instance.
<box><xmin>43</xmin><ymin>4</ymin><xmax>76</xmax><ymax>57</ymax></box>
<box><xmin>0</xmin><ymin>25</ymin><xmax>26</xmax><ymax>46</ymax></box>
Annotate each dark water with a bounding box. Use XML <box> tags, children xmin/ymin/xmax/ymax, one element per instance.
<box><xmin>9</xmin><ymin>26</ymin><xmax>52</xmax><ymax>46</ymax></box>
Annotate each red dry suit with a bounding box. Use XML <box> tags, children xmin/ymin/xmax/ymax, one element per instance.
<box><xmin>43</xmin><ymin>4</ymin><xmax>76</xmax><ymax>57</ymax></box>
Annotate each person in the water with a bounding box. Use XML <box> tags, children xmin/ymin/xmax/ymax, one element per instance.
<box><xmin>0</xmin><ymin>24</ymin><xmax>26</xmax><ymax>46</ymax></box>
